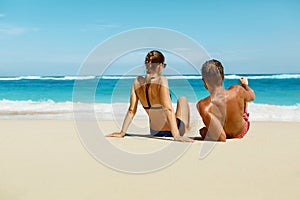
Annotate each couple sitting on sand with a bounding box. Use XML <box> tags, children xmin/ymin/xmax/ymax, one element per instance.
<box><xmin>107</xmin><ymin>50</ymin><xmax>255</xmax><ymax>142</ymax></box>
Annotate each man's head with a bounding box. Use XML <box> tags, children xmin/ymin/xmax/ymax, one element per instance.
<box><xmin>201</xmin><ymin>59</ymin><xmax>224</xmax><ymax>89</ymax></box>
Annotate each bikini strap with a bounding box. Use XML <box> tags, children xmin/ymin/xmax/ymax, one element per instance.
<box><xmin>144</xmin><ymin>83</ymin><xmax>151</xmax><ymax>109</ymax></box>
<box><xmin>143</xmin><ymin>81</ymin><xmax>163</xmax><ymax>110</ymax></box>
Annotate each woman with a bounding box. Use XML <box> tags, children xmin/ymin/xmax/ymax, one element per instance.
<box><xmin>107</xmin><ymin>50</ymin><xmax>193</xmax><ymax>142</ymax></box>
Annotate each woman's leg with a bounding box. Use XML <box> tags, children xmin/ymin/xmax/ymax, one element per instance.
<box><xmin>175</xmin><ymin>96</ymin><xmax>190</xmax><ymax>135</ymax></box>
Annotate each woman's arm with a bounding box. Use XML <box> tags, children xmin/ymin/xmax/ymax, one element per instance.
<box><xmin>106</xmin><ymin>81</ymin><xmax>138</xmax><ymax>137</ymax></box>
<box><xmin>120</xmin><ymin>82</ymin><xmax>138</xmax><ymax>134</ymax></box>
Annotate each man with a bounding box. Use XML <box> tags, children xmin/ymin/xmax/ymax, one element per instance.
<box><xmin>197</xmin><ymin>59</ymin><xmax>255</xmax><ymax>142</ymax></box>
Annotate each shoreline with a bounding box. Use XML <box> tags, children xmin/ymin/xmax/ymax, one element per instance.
<box><xmin>0</xmin><ymin>102</ymin><xmax>299</xmax><ymax>122</ymax></box>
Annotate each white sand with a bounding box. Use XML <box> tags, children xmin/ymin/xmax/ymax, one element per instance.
<box><xmin>1</xmin><ymin>120</ymin><xmax>300</xmax><ymax>200</ymax></box>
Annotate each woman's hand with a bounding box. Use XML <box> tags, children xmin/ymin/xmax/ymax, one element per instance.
<box><xmin>174</xmin><ymin>135</ymin><xmax>194</xmax><ymax>142</ymax></box>
<box><xmin>106</xmin><ymin>131</ymin><xmax>126</xmax><ymax>138</ymax></box>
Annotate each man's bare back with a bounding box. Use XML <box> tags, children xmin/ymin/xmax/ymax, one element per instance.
<box><xmin>197</xmin><ymin>78</ymin><xmax>255</xmax><ymax>141</ymax></box>
<box><xmin>197</xmin><ymin>59</ymin><xmax>255</xmax><ymax>142</ymax></box>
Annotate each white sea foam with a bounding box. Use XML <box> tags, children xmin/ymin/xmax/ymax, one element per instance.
<box><xmin>248</xmin><ymin>103</ymin><xmax>300</xmax><ymax>122</ymax></box>
<box><xmin>101</xmin><ymin>75</ymin><xmax>202</xmax><ymax>80</ymax></box>
<box><xmin>0</xmin><ymin>74</ymin><xmax>299</xmax><ymax>81</ymax></box>
<box><xmin>40</xmin><ymin>76</ymin><xmax>96</xmax><ymax>80</ymax></box>
<box><xmin>0</xmin><ymin>100</ymin><xmax>299</xmax><ymax>121</ymax></box>
<box><xmin>225</xmin><ymin>74</ymin><xmax>300</xmax><ymax>79</ymax></box>
<box><xmin>0</xmin><ymin>76</ymin><xmax>96</xmax><ymax>81</ymax></box>
<box><xmin>101</xmin><ymin>74</ymin><xmax>300</xmax><ymax>80</ymax></box>
<box><xmin>0</xmin><ymin>76</ymin><xmax>41</xmax><ymax>81</ymax></box>
<box><xmin>101</xmin><ymin>76</ymin><xmax>136</xmax><ymax>79</ymax></box>
<box><xmin>166</xmin><ymin>75</ymin><xmax>201</xmax><ymax>79</ymax></box>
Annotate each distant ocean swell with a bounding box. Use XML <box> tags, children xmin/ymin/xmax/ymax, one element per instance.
<box><xmin>0</xmin><ymin>76</ymin><xmax>97</xmax><ymax>81</ymax></box>
<box><xmin>0</xmin><ymin>74</ymin><xmax>300</xmax><ymax>81</ymax></box>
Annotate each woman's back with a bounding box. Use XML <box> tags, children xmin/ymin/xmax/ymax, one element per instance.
<box><xmin>134</xmin><ymin>75</ymin><xmax>172</xmax><ymax>131</ymax></box>
<box><xmin>134</xmin><ymin>76</ymin><xmax>164</xmax><ymax>109</ymax></box>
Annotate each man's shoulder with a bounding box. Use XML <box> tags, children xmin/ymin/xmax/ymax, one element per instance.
<box><xmin>228</xmin><ymin>84</ymin><xmax>245</xmax><ymax>93</ymax></box>
<box><xmin>227</xmin><ymin>84</ymin><xmax>251</xmax><ymax>101</ymax></box>
<box><xmin>199</xmin><ymin>96</ymin><xmax>211</xmax><ymax>103</ymax></box>
<box><xmin>197</xmin><ymin>96</ymin><xmax>211</xmax><ymax>109</ymax></box>
<box><xmin>228</xmin><ymin>84</ymin><xmax>242</xmax><ymax>90</ymax></box>
<box><xmin>197</xmin><ymin>97</ymin><xmax>210</xmax><ymax>117</ymax></box>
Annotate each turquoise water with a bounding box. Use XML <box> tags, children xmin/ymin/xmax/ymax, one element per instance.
<box><xmin>0</xmin><ymin>74</ymin><xmax>299</xmax><ymax>106</ymax></box>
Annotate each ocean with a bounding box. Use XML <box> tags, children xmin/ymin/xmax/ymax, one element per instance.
<box><xmin>0</xmin><ymin>74</ymin><xmax>299</xmax><ymax>121</ymax></box>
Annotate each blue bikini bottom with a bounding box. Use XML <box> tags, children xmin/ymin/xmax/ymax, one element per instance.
<box><xmin>150</xmin><ymin>118</ymin><xmax>183</xmax><ymax>137</ymax></box>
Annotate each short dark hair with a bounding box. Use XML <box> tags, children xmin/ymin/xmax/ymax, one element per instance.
<box><xmin>201</xmin><ymin>59</ymin><xmax>224</xmax><ymax>87</ymax></box>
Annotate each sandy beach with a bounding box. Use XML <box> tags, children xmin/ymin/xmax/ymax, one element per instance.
<box><xmin>1</xmin><ymin>120</ymin><xmax>300</xmax><ymax>200</ymax></box>
<box><xmin>2</xmin><ymin>0</ymin><xmax>300</xmax><ymax>199</ymax></box>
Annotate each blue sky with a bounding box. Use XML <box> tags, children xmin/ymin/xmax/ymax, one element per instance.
<box><xmin>0</xmin><ymin>0</ymin><xmax>299</xmax><ymax>75</ymax></box>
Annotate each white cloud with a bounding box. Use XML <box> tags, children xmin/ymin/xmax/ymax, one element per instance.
<box><xmin>80</xmin><ymin>22</ymin><xmax>120</xmax><ymax>32</ymax></box>
<box><xmin>94</xmin><ymin>23</ymin><xmax>119</xmax><ymax>30</ymax></box>
<box><xmin>0</xmin><ymin>25</ymin><xmax>39</xmax><ymax>36</ymax></box>
<box><xmin>0</xmin><ymin>13</ymin><xmax>5</xmax><ymax>17</ymax></box>
<box><xmin>0</xmin><ymin>26</ymin><xmax>26</xmax><ymax>35</ymax></box>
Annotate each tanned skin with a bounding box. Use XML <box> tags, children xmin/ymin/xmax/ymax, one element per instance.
<box><xmin>197</xmin><ymin>77</ymin><xmax>255</xmax><ymax>142</ymax></box>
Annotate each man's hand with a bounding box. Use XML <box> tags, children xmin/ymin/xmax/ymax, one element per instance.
<box><xmin>106</xmin><ymin>132</ymin><xmax>125</xmax><ymax>138</ymax></box>
<box><xmin>199</xmin><ymin>127</ymin><xmax>208</xmax><ymax>139</ymax></box>
<box><xmin>239</xmin><ymin>77</ymin><xmax>248</xmax><ymax>86</ymax></box>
